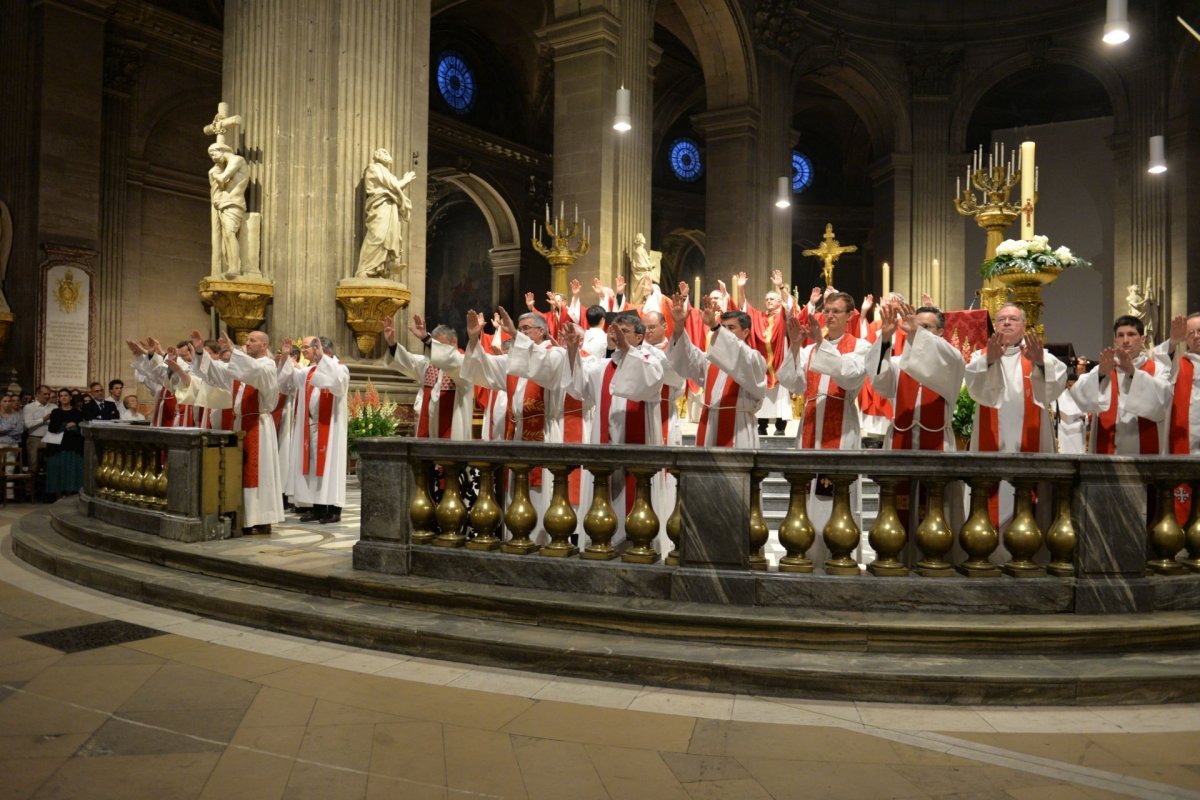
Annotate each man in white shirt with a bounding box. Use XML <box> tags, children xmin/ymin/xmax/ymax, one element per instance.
<box><xmin>22</xmin><ymin>385</ymin><xmax>54</xmax><ymax>476</ymax></box>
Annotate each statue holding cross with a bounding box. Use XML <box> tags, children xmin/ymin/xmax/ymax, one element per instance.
<box><xmin>202</xmin><ymin>101</ymin><xmax>250</xmax><ymax>277</ymax></box>
<box><xmin>802</xmin><ymin>223</ymin><xmax>858</xmax><ymax>287</ymax></box>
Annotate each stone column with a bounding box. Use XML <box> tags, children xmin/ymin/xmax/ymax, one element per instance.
<box><xmin>870</xmin><ymin>154</ymin><xmax>912</xmax><ymax>299</ymax></box>
<box><xmin>222</xmin><ymin>0</ymin><xmax>430</xmax><ymax>356</ymax></box>
<box><xmin>693</xmin><ymin>107</ymin><xmax>760</xmax><ymax>290</ymax></box>
<box><xmin>752</xmin><ymin>49</ymin><xmax>794</xmax><ymax>295</ymax></box>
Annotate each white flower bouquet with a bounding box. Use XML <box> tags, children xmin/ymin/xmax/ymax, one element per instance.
<box><xmin>981</xmin><ymin>236</ymin><xmax>1090</xmax><ymax>278</ymax></box>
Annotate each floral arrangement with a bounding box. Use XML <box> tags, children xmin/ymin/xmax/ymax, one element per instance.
<box><xmin>980</xmin><ymin>235</ymin><xmax>1090</xmax><ymax>279</ymax></box>
<box><xmin>952</xmin><ymin>384</ymin><xmax>976</xmax><ymax>443</ymax></box>
<box><xmin>347</xmin><ymin>379</ymin><xmax>399</xmax><ymax>454</ymax></box>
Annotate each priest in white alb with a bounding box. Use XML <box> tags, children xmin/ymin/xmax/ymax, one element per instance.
<box><xmin>384</xmin><ymin>314</ymin><xmax>474</xmax><ymax>441</ymax></box>
<box><xmin>189</xmin><ymin>329</ymin><xmax>284</xmax><ymax>534</ymax></box>
<box><xmin>665</xmin><ymin>293</ymin><xmax>766</xmax><ymax>449</ymax></box>
<box><xmin>1160</xmin><ymin>313</ymin><xmax>1200</xmax><ymax>522</ymax></box>
<box><xmin>278</xmin><ymin>336</ymin><xmax>350</xmax><ymax>524</ymax></box>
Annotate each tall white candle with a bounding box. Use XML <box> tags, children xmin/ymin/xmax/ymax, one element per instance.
<box><xmin>882</xmin><ymin>262</ymin><xmax>891</xmax><ymax>296</ymax></box>
<box><xmin>574</xmin><ymin>204</ymin><xmax>578</xmax><ymax>224</ymax></box>
<box><xmin>956</xmin><ymin>176</ymin><xmax>961</xmax><ymax>197</ymax></box>
<box><xmin>931</xmin><ymin>259</ymin><xmax>940</xmax><ymax>305</ymax></box>
<box><xmin>1020</xmin><ymin>141</ymin><xmax>1036</xmax><ymax>239</ymax></box>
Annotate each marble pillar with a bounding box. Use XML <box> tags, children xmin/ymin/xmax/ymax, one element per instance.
<box><xmin>871</xmin><ymin>154</ymin><xmax>912</xmax><ymax>299</ymax></box>
<box><xmin>693</xmin><ymin>107</ymin><xmax>760</xmax><ymax>289</ymax></box>
<box><xmin>753</xmin><ymin>50</ymin><xmax>794</xmax><ymax>294</ymax></box>
<box><xmin>909</xmin><ymin>96</ymin><xmax>955</xmax><ymax>306</ymax></box>
<box><xmin>221</xmin><ymin>0</ymin><xmax>431</xmax><ymax>355</ymax></box>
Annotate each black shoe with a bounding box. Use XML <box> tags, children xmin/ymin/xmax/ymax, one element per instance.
<box><xmin>250</xmin><ymin>524</ymin><xmax>272</xmax><ymax>535</ymax></box>
<box><xmin>757</xmin><ymin>424</ymin><xmax>768</xmax><ymax>436</ymax></box>
<box><xmin>318</xmin><ymin>512</ymin><xmax>341</xmax><ymax>524</ymax></box>
<box><xmin>298</xmin><ymin>510</ymin><xmax>320</xmax><ymax>522</ymax></box>
<box><xmin>774</xmin><ymin>425</ymin><xmax>788</xmax><ymax>436</ymax></box>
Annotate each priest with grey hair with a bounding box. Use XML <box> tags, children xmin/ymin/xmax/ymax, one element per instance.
<box><xmin>383</xmin><ymin>313</ymin><xmax>474</xmax><ymax>441</ymax></box>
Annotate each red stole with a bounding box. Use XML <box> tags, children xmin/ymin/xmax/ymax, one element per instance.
<box><xmin>802</xmin><ymin>334</ymin><xmax>859</xmax><ymax>450</ymax></box>
<box><xmin>153</xmin><ymin>386</ymin><xmax>177</xmax><ymax>427</ymax></box>
<box><xmin>600</xmin><ymin>361</ymin><xmax>648</xmax><ymax>513</ymax></box>
<box><xmin>301</xmin><ymin>366</ymin><xmax>335</xmax><ymax>476</ymax></box>
<box><xmin>234</xmin><ymin>381</ymin><xmax>262</xmax><ymax>489</ymax></box>
<box><xmin>747</xmin><ymin>304</ymin><xmax>786</xmax><ymax>389</ymax></box>
<box><xmin>1169</xmin><ymin>356</ymin><xmax>1196</xmax><ymax>524</ymax></box>
<box><xmin>976</xmin><ymin>355</ymin><xmax>1042</xmax><ymax>453</ymax></box>
<box><xmin>1095</xmin><ymin>360</ymin><xmax>1160</xmax><ymax>455</ymax></box>
<box><xmin>505</xmin><ymin>374</ymin><xmax>546</xmax><ymax>442</ymax></box>
<box><xmin>696</xmin><ymin>362</ymin><xmax>740</xmax><ymax>447</ymax></box>
<box><xmin>891</xmin><ymin>370</ymin><xmax>948</xmax><ymax>451</ymax></box>
<box><xmin>416</xmin><ymin>364</ymin><xmax>455</xmax><ymax>440</ymax></box>
<box><xmin>562</xmin><ymin>394</ymin><xmax>585</xmax><ymax>504</ymax></box>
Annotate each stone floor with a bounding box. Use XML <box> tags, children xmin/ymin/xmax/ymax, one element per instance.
<box><xmin>3</xmin><ymin>502</ymin><xmax>1200</xmax><ymax>799</ymax></box>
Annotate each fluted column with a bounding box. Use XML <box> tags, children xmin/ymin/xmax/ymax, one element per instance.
<box><xmin>693</xmin><ymin>107</ymin><xmax>760</xmax><ymax>290</ymax></box>
<box><xmin>910</xmin><ymin>96</ymin><xmax>954</xmax><ymax>305</ymax></box>
<box><xmin>753</xmin><ymin>49</ymin><xmax>793</xmax><ymax>293</ymax></box>
<box><xmin>612</xmin><ymin>5</ymin><xmax>658</xmax><ymax>287</ymax></box>
<box><xmin>871</xmin><ymin>154</ymin><xmax>913</xmax><ymax>298</ymax></box>
<box><xmin>222</xmin><ymin>0</ymin><xmax>430</xmax><ymax>355</ymax></box>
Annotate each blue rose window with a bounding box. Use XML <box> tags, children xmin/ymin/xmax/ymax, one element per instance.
<box><xmin>437</xmin><ymin>52</ymin><xmax>475</xmax><ymax>113</ymax></box>
<box><xmin>792</xmin><ymin>150</ymin><xmax>813</xmax><ymax>193</ymax></box>
<box><xmin>670</xmin><ymin>138</ymin><xmax>703</xmax><ymax>182</ymax></box>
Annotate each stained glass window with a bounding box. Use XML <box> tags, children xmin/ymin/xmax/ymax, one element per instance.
<box><xmin>792</xmin><ymin>151</ymin><xmax>813</xmax><ymax>193</ymax></box>
<box><xmin>670</xmin><ymin>138</ymin><xmax>703</xmax><ymax>182</ymax></box>
<box><xmin>436</xmin><ymin>52</ymin><xmax>475</xmax><ymax>113</ymax></box>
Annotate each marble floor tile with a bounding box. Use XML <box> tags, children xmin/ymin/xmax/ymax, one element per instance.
<box><xmin>660</xmin><ymin>752</ymin><xmax>752</xmax><ymax>784</ymax></box>
<box><xmin>1089</xmin><ymin>704</ymin><xmax>1200</xmax><ymax>733</ymax></box>
<box><xmin>198</xmin><ymin>747</ymin><xmax>293</xmax><ymax>800</ymax></box>
<box><xmin>294</xmin><ymin>722</ymin><xmax>375</xmax><ymax>772</ymax></box>
<box><xmin>0</xmin><ymin>755</ymin><xmax>68</xmax><ymax>800</ymax></box>
<box><xmin>443</xmin><ymin>724</ymin><xmax>528</xmax><ymax>800</ymax></box>
<box><xmin>20</xmin><ymin>663</ymin><xmax>161</xmax><ymax>714</ymax></box>
<box><xmin>972</xmin><ymin>707</ymin><xmax>1127</xmax><ymax>735</ymax></box>
<box><xmin>75</xmin><ymin>715</ymin><xmax>226</xmax><ymax>757</ymax></box>
<box><xmin>503</xmin><ymin>699</ymin><xmax>696</xmax><ymax>752</ymax></box>
<box><xmin>30</xmin><ymin>751</ymin><xmax>222</xmax><ymax>800</ymax></box>
<box><xmin>229</xmin><ymin>724</ymin><xmax>308</xmax><ymax>759</ymax></box>
<box><xmin>320</xmin><ymin>650</ymin><xmax>408</xmax><ymax>675</ymax></box>
<box><xmin>282</xmin><ymin>760</ymin><xmax>368</xmax><ymax>800</ymax></box>
<box><xmin>367</xmin><ymin>719</ymin><xmax>446</xmax><ymax>787</ymax></box>
<box><xmin>681</xmin><ymin>777</ymin><xmax>774</xmax><ymax>800</ymax></box>
<box><xmin>737</xmin><ymin>757</ymin><xmax>928</xmax><ymax>800</ymax></box>
<box><xmin>0</xmin><ymin>731</ymin><xmax>91</xmax><ymax>761</ymax></box>
<box><xmin>511</xmin><ymin>735</ymin><xmax>611</xmax><ymax>800</ymax></box>
<box><xmin>855</xmin><ymin>701</ymin><xmax>995</xmax><ymax>733</ymax></box>
<box><xmin>239</xmin><ymin>686</ymin><xmax>318</xmax><ymax>728</ymax></box>
<box><xmin>375</xmin><ymin>657</ymin><xmax>471</xmax><ymax>686</ymax></box>
<box><xmin>628</xmin><ymin>688</ymin><xmax>736</xmax><ymax>720</ymax></box>
<box><xmin>529</xmin><ymin>676</ymin><xmax>642</xmax><ymax>709</ymax></box>
<box><xmin>117</xmin><ymin>662</ymin><xmax>261</xmax><ymax>713</ymax></box>
<box><xmin>584</xmin><ymin>744</ymin><xmax>691</xmax><ymax>800</ymax></box>
<box><xmin>307</xmin><ymin>699</ymin><xmax>410</xmax><ymax>727</ymax></box>
<box><xmin>447</xmin><ymin>665</ymin><xmax>553</xmax><ymax>697</ymax></box>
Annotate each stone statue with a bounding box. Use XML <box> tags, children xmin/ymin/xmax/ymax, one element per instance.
<box><xmin>356</xmin><ymin>148</ymin><xmax>416</xmax><ymax>280</ymax></box>
<box><xmin>629</xmin><ymin>232</ymin><xmax>662</xmax><ymax>287</ymax></box>
<box><xmin>207</xmin><ymin>142</ymin><xmax>250</xmax><ymax>277</ymax></box>
<box><xmin>1126</xmin><ymin>279</ymin><xmax>1159</xmax><ymax>345</ymax></box>
<box><xmin>0</xmin><ymin>200</ymin><xmax>11</xmax><ymax>313</ymax></box>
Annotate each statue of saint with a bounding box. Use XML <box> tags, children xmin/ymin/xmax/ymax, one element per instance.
<box><xmin>629</xmin><ymin>232</ymin><xmax>662</xmax><ymax>287</ymax></box>
<box><xmin>356</xmin><ymin>149</ymin><xmax>417</xmax><ymax>280</ymax></box>
<box><xmin>1126</xmin><ymin>280</ymin><xmax>1159</xmax><ymax>344</ymax></box>
<box><xmin>207</xmin><ymin>143</ymin><xmax>249</xmax><ymax>277</ymax></box>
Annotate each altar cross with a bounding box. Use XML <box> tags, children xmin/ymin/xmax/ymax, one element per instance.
<box><xmin>802</xmin><ymin>223</ymin><xmax>858</xmax><ymax>287</ymax></box>
<box><xmin>203</xmin><ymin>101</ymin><xmax>243</xmax><ymax>147</ymax></box>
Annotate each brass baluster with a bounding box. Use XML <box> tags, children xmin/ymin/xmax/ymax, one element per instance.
<box><xmin>1147</xmin><ymin>481</ymin><xmax>1185</xmax><ymax>575</ymax></box>
<box><xmin>915</xmin><ymin>479</ymin><xmax>954</xmax><ymax>577</ymax></box>
<box><xmin>1002</xmin><ymin>478</ymin><xmax>1045</xmax><ymax>577</ymax></box>
<box><xmin>138</xmin><ymin>447</ymin><xmax>156</xmax><ymax>507</ymax></box>
<box><xmin>958</xmin><ymin>479</ymin><xmax>1000</xmax><ymax>577</ymax></box>
<box><xmin>103</xmin><ymin>446</ymin><xmax>118</xmax><ymax>498</ymax></box>
<box><xmin>1044</xmin><ymin>480</ymin><xmax>1076</xmax><ymax>577</ymax></box>
<box><xmin>1183</xmin><ymin>481</ymin><xmax>1200</xmax><ymax>573</ymax></box>
<box><xmin>409</xmin><ymin>460</ymin><xmax>438</xmax><ymax>544</ymax></box>
<box><xmin>465</xmin><ymin>462</ymin><xmax>502</xmax><ymax>551</ymax></box>
<box><xmin>95</xmin><ymin>447</ymin><xmax>112</xmax><ymax>499</ymax></box>
<box><xmin>541</xmin><ymin>464</ymin><xmax>579</xmax><ymax>557</ymax></box>
<box><xmin>153</xmin><ymin>454</ymin><xmax>169</xmax><ymax>510</ymax></box>
<box><xmin>748</xmin><ymin>470</ymin><xmax>769</xmax><ymax>571</ymax></box>
<box><xmin>866</xmin><ymin>476</ymin><xmax>907</xmax><ymax>576</ymax></box>
<box><xmin>823</xmin><ymin>474</ymin><xmax>861</xmax><ymax>575</ymax></box>
<box><xmin>778</xmin><ymin>472</ymin><xmax>816</xmax><ymax>573</ymax></box>
<box><xmin>115</xmin><ymin>447</ymin><xmax>132</xmax><ymax>503</ymax></box>
<box><xmin>581</xmin><ymin>467</ymin><xmax>618</xmax><ymax>561</ymax></box>
<box><xmin>128</xmin><ymin>448</ymin><xmax>146</xmax><ymax>507</ymax></box>
<box><xmin>501</xmin><ymin>463</ymin><xmax>539</xmax><ymax>555</ymax></box>
<box><xmin>433</xmin><ymin>462</ymin><xmax>467</xmax><ymax>547</ymax></box>
<box><xmin>622</xmin><ymin>468</ymin><xmax>659</xmax><ymax>564</ymax></box>
<box><xmin>664</xmin><ymin>469</ymin><xmax>682</xmax><ymax>566</ymax></box>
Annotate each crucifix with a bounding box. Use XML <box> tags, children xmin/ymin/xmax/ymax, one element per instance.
<box><xmin>802</xmin><ymin>223</ymin><xmax>858</xmax><ymax>287</ymax></box>
<box><xmin>203</xmin><ymin>101</ymin><xmax>243</xmax><ymax>147</ymax></box>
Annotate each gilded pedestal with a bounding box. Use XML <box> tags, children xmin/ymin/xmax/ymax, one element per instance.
<box><xmin>0</xmin><ymin>311</ymin><xmax>12</xmax><ymax>362</ymax></box>
<box><xmin>335</xmin><ymin>277</ymin><xmax>412</xmax><ymax>357</ymax></box>
<box><xmin>993</xmin><ymin>267</ymin><xmax>1061</xmax><ymax>336</ymax></box>
<box><xmin>198</xmin><ymin>276</ymin><xmax>273</xmax><ymax>344</ymax></box>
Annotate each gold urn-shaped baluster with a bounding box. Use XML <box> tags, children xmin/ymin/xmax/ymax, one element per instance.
<box><xmin>153</xmin><ymin>456</ymin><xmax>169</xmax><ymax>510</ymax></box>
<box><xmin>958</xmin><ymin>479</ymin><xmax>1001</xmax><ymax>577</ymax></box>
<box><xmin>102</xmin><ymin>446</ymin><xmax>119</xmax><ymax>498</ymax></box>
<box><xmin>581</xmin><ymin>468</ymin><xmax>619</xmax><ymax>560</ymax></box>
<box><xmin>541</xmin><ymin>464</ymin><xmax>579</xmax><ymax>557</ymax></box>
<box><xmin>915</xmin><ymin>479</ymin><xmax>954</xmax><ymax>577</ymax></box>
<box><xmin>130</xmin><ymin>448</ymin><xmax>148</xmax><ymax>507</ymax></box>
<box><xmin>1002</xmin><ymin>478</ymin><xmax>1045</xmax><ymax>577</ymax></box>
<box><xmin>1044</xmin><ymin>480</ymin><xmax>1076</xmax><ymax>577</ymax></box>
<box><xmin>115</xmin><ymin>448</ymin><xmax>132</xmax><ymax>503</ymax></box>
<box><xmin>664</xmin><ymin>469</ymin><xmax>682</xmax><ymax>566</ymax></box>
<box><xmin>778</xmin><ymin>472</ymin><xmax>816</xmax><ymax>573</ymax></box>
<box><xmin>1147</xmin><ymin>481</ymin><xmax>1186</xmax><ymax>575</ymax></box>
<box><xmin>465</xmin><ymin>463</ymin><xmax>502</xmax><ymax>551</ymax></box>
<box><xmin>866</xmin><ymin>476</ymin><xmax>908</xmax><ymax>576</ymax></box>
<box><xmin>409</xmin><ymin>460</ymin><xmax>438</xmax><ymax>544</ymax></box>
<box><xmin>433</xmin><ymin>462</ymin><xmax>467</xmax><ymax>548</ymax></box>
<box><xmin>823</xmin><ymin>474</ymin><xmax>862</xmax><ymax>575</ymax></box>
<box><xmin>501</xmin><ymin>464</ymin><xmax>540</xmax><ymax>555</ymax></box>
<box><xmin>622</xmin><ymin>468</ymin><xmax>659</xmax><ymax>564</ymax></box>
<box><xmin>748</xmin><ymin>470</ymin><xmax>769</xmax><ymax>571</ymax></box>
<box><xmin>1183</xmin><ymin>481</ymin><xmax>1200</xmax><ymax>573</ymax></box>
<box><xmin>95</xmin><ymin>447</ymin><xmax>113</xmax><ymax>499</ymax></box>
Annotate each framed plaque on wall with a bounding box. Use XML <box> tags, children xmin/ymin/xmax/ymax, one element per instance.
<box><xmin>38</xmin><ymin>244</ymin><xmax>97</xmax><ymax>389</ymax></box>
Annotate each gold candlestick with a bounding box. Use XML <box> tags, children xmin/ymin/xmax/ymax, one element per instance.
<box><xmin>532</xmin><ymin>208</ymin><xmax>590</xmax><ymax>296</ymax></box>
<box><xmin>954</xmin><ymin>147</ymin><xmax>1026</xmax><ymax>321</ymax></box>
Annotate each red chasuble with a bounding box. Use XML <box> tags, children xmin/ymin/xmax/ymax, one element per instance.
<box><xmin>1094</xmin><ymin>359</ymin><xmax>1160</xmax><ymax>455</ymax></box>
<box><xmin>301</xmin><ymin>367</ymin><xmax>335</xmax><ymax>477</ymax></box>
<box><xmin>801</xmin><ymin>333</ymin><xmax>860</xmax><ymax>450</ymax></box>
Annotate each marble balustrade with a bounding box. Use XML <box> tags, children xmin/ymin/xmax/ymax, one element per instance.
<box><xmin>352</xmin><ymin>438</ymin><xmax>1200</xmax><ymax>613</ymax></box>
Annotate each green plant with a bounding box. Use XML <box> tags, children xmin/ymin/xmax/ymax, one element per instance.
<box><xmin>980</xmin><ymin>235</ymin><xmax>1091</xmax><ymax>279</ymax></box>
<box><xmin>952</xmin><ymin>384</ymin><xmax>976</xmax><ymax>441</ymax></box>
<box><xmin>347</xmin><ymin>380</ymin><xmax>398</xmax><ymax>454</ymax></box>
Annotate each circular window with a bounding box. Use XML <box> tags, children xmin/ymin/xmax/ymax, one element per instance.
<box><xmin>792</xmin><ymin>151</ymin><xmax>813</xmax><ymax>193</ymax></box>
<box><xmin>436</xmin><ymin>52</ymin><xmax>476</xmax><ymax>113</ymax></box>
<box><xmin>670</xmin><ymin>138</ymin><xmax>703</xmax><ymax>182</ymax></box>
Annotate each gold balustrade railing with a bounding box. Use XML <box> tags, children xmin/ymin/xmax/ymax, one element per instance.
<box><xmin>95</xmin><ymin>441</ymin><xmax>168</xmax><ymax>511</ymax></box>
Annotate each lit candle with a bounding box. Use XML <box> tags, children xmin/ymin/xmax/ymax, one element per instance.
<box><xmin>1035</xmin><ymin>166</ymin><xmax>1039</xmax><ymax>191</ymax></box>
<box><xmin>956</xmin><ymin>176</ymin><xmax>961</xmax><ymax>197</ymax></box>
<box><xmin>574</xmin><ymin>203</ymin><xmax>578</xmax><ymax>224</ymax></box>
<box><xmin>882</xmin><ymin>261</ymin><xmax>891</xmax><ymax>296</ymax></box>
<box><xmin>532</xmin><ymin>220</ymin><xmax>536</xmax><ymax>240</ymax></box>
<box><xmin>931</xmin><ymin>258</ymin><xmax>940</xmax><ymax>305</ymax></box>
<box><xmin>560</xmin><ymin>201</ymin><xmax>564</xmax><ymax>223</ymax></box>
<box><xmin>1020</xmin><ymin>141</ymin><xmax>1036</xmax><ymax>239</ymax></box>
<box><xmin>694</xmin><ymin>276</ymin><xmax>701</xmax><ymax>304</ymax></box>
<box><xmin>545</xmin><ymin>204</ymin><xmax>550</xmax><ymax>226</ymax></box>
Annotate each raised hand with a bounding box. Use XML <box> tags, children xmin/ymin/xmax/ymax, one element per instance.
<box><xmin>806</xmin><ymin>314</ymin><xmax>824</xmax><ymax>344</ymax></box>
<box><xmin>1022</xmin><ymin>332</ymin><xmax>1045</xmax><ymax>365</ymax></box>
<box><xmin>146</xmin><ymin>337</ymin><xmax>164</xmax><ymax>355</ymax></box>
<box><xmin>615</xmin><ymin>274</ymin><xmax>626</xmax><ymax>294</ymax></box>
<box><xmin>570</xmin><ymin>278</ymin><xmax>581</xmax><ymax>297</ymax></box>
<box><xmin>921</xmin><ymin>291</ymin><xmax>935</xmax><ymax>308</ymax></box>
<box><xmin>216</xmin><ymin>331</ymin><xmax>233</xmax><ymax>355</ymax></box>
<box><xmin>382</xmin><ymin>317</ymin><xmax>396</xmax><ymax>346</ymax></box>
<box><xmin>985</xmin><ymin>331</ymin><xmax>1006</xmax><ymax>364</ymax></box>
<box><xmin>824</xmin><ymin>285</ymin><xmax>837</xmax><ymax>299</ymax></box>
<box><xmin>771</xmin><ymin>269</ymin><xmax>784</xmax><ymax>287</ymax></box>
<box><xmin>189</xmin><ymin>330</ymin><xmax>204</xmax><ymax>354</ymax></box>
<box><xmin>669</xmin><ymin>293</ymin><xmax>689</xmax><ymax>326</ymax></box>
<box><xmin>126</xmin><ymin>339</ymin><xmax>145</xmax><ymax>357</ymax></box>
<box><xmin>465</xmin><ymin>309</ymin><xmax>483</xmax><ymax>342</ymax></box>
<box><xmin>497</xmin><ymin>306</ymin><xmax>517</xmax><ymax>338</ymax></box>
<box><xmin>1170</xmin><ymin>314</ymin><xmax>1187</xmax><ymax>346</ymax></box>
<box><xmin>592</xmin><ymin>276</ymin><xmax>605</xmax><ymax>296</ymax></box>
<box><xmin>808</xmin><ymin>286</ymin><xmax>822</xmax><ymax>306</ymax></box>
<box><xmin>716</xmin><ymin>279</ymin><xmax>728</xmax><ymax>296</ymax></box>
<box><xmin>545</xmin><ymin>290</ymin><xmax>559</xmax><ymax>309</ymax></box>
<box><xmin>895</xmin><ymin>302</ymin><xmax>918</xmax><ymax>337</ymax></box>
<box><xmin>879</xmin><ymin>301</ymin><xmax>897</xmax><ymax>339</ymax></box>
<box><xmin>700</xmin><ymin>297</ymin><xmax>719</xmax><ymax>328</ymax></box>
<box><xmin>524</xmin><ymin>291</ymin><xmax>536</xmax><ymax>311</ymax></box>
<box><xmin>678</xmin><ymin>281</ymin><xmax>689</xmax><ymax>298</ymax></box>
<box><xmin>1114</xmin><ymin>346</ymin><xmax>1135</xmax><ymax>375</ymax></box>
<box><xmin>641</xmin><ymin>275</ymin><xmax>654</xmax><ymax>297</ymax></box>
<box><xmin>408</xmin><ymin>313</ymin><xmax>427</xmax><ymax>341</ymax></box>
<box><xmin>1098</xmin><ymin>346</ymin><xmax>1117</xmax><ymax>376</ymax></box>
<box><xmin>786</xmin><ymin>315</ymin><xmax>805</xmax><ymax>354</ymax></box>
<box><xmin>862</xmin><ymin>293</ymin><xmax>874</xmax><ymax>314</ymax></box>
<box><xmin>491</xmin><ymin>311</ymin><xmax>502</xmax><ymax>331</ymax></box>
<box><xmin>735</xmin><ymin>271</ymin><xmax>748</xmax><ymax>288</ymax></box>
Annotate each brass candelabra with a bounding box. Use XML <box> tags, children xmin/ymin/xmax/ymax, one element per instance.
<box><xmin>532</xmin><ymin>203</ymin><xmax>590</xmax><ymax>296</ymax></box>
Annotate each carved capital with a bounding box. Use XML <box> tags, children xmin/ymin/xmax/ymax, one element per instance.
<box><xmin>754</xmin><ymin>0</ymin><xmax>808</xmax><ymax>58</ymax></box>
<box><xmin>903</xmin><ymin>45</ymin><xmax>963</xmax><ymax>96</ymax></box>
<box><xmin>335</xmin><ymin>278</ymin><xmax>413</xmax><ymax>357</ymax></box>
<box><xmin>198</xmin><ymin>276</ymin><xmax>274</xmax><ymax>345</ymax></box>
<box><xmin>103</xmin><ymin>41</ymin><xmax>145</xmax><ymax>95</ymax></box>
